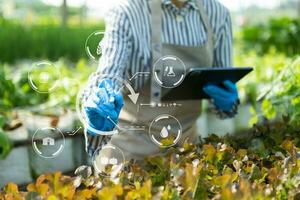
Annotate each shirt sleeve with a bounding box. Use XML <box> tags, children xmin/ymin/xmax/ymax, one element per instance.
<box><xmin>84</xmin><ymin>5</ymin><xmax>132</xmax><ymax>98</ymax></box>
<box><xmin>98</xmin><ymin>5</ymin><xmax>132</xmax><ymax>79</ymax></box>
<box><xmin>212</xmin><ymin>10</ymin><xmax>233</xmax><ymax>68</ymax></box>
<box><xmin>83</xmin><ymin>6</ymin><xmax>132</xmax><ymax>156</ymax></box>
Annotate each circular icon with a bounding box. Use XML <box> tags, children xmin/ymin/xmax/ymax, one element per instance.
<box><xmin>85</xmin><ymin>31</ymin><xmax>104</xmax><ymax>61</ymax></box>
<box><xmin>153</xmin><ymin>56</ymin><xmax>186</xmax><ymax>88</ymax></box>
<box><xmin>28</xmin><ymin>61</ymin><xmax>60</xmax><ymax>93</ymax></box>
<box><xmin>93</xmin><ymin>145</ymin><xmax>125</xmax><ymax>177</ymax></box>
<box><xmin>149</xmin><ymin>114</ymin><xmax>182</xmax><ymax>148</ymax></box>
<box><xmin>32</xmin><ymin>127</ymin><xmax>65</xmax><ymax>158</ymax></box>
<box><xmin>76</xmin><ymin>74</ymin><xmax>128</xmax><ymax>136</ymax></box>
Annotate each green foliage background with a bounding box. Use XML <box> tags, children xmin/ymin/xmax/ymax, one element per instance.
<box><xmin>0</xmin><ymin>13</ymin><xmax>300</xmax><ymax>199</ymax></box>
<box><xmin>241</xmin><ymin>17</ymin><xmax>300</xmax><ymax>56</ymax></box>
<box><xmin>0</xmin><ymin>18</ymin><xmax>104</xmax><ymax>63</ymax></box>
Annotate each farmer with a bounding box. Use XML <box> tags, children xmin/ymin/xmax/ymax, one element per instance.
<box><xmin>83</xmin><ymin>0</ymin><xmax>239</xmax><ymax>161</ymax></box>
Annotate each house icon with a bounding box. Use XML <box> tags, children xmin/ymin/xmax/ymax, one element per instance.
<box><xmin>42</xmin><ymin>137</ymin><xmax>55</xmax><ymax>146</ymax></box>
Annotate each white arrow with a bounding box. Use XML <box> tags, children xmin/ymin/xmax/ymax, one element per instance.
<box><xmin>125</xmin><ymin>82</ymin><xmax>139</xmax><ymax>104</ymax></box>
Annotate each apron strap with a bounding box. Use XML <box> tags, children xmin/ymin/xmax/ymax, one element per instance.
<box><xmin>149</xmin><ymin>0</ymin><xmax>215</xmax><ymax>103</ymax></box>
<box><xmin>195</xmin><ymin>0</ymin><xmax>215</xmax><ymax>44</ymax></box>
<box><xmin>150</xmin><ymin>0</ymin><xmax>215</xmax><ymax>53</ymax></box>
<box><xmin>150</xmin><ymin>0</ymin><xmax>163</xmax><ymax>103</ymax></box>
<box><xmin>150</xmin><ymin>0</ymin><xmax>163</xmax><ymax>54</ymax></box>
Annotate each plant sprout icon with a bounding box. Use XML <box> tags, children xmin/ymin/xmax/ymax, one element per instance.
<box><xmin>96</xmin><ymin>44</ymin><xmax>102</xmax><ymax>56</ymax></box>
<box><xmin>160</xmin><ymin>125</ymin><xmax>172</xmax><ymax>138</ymax></box>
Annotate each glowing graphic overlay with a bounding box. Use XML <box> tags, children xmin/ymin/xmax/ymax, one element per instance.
<box><xmin>32</xmin><ymin>127</ymin><xmax>65</xmax><ymax>158</ymax></box>
<box><xmin>106</xmin><ymin>116</ymin><xmax>146</xmax><ymax>132</ymax></box>
<box><xmin>129</xmin><ymin>72</ymin><xmax>151</xmax><ymax>81</ymax></box>
<box><xmin>66</xmin><ymin>126</ymin><xmax>82</xmax><ymax>136</ymax></box>
<box><xmin>85</xmin><ymin>31</ymin><xmax>105</xmax><ymax>61</ymax></box>
<box><xmin>93</xmin><ymin>145</ymin><xmax>125</xmax><ymax>178</ymax></box>
<box><xmin>149</xmin><ymin>114</ymin><xmax>182</xmax><ymax>148</ymax></box>
<box><xmin>153</xmin><ymin>56</ymin><xmax>186</xmax><ymax>88</ymax></box>
<box><xmin>140</xmin><ymin>102</ymin><xmax>182</xmax><ymax>108</ymax></box>
<box><xmin>28</xmin><ymin>61</ymin><xmax>60</xmax><ymax>93</ymax></box>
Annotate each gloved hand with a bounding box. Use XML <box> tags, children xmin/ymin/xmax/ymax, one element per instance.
<box><xmin>203</xmin><ymin>80</ymin><xmax>239</xmax><ymax>112</ymax></box>
<box><xmin>84</xmin><ymin>79</ymin><xmax>124</xmax><ymax>135</ymax></box>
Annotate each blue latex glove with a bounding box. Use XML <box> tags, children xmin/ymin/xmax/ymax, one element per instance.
<box><xmin>203</xmin><ymin>80</ymin><xmax>239</xmax><ymax>112</ymax></box>
<box><xmin>84</xmin><ymin>79</ymin><xmax>124</xmax><ymax>135</ymax></box>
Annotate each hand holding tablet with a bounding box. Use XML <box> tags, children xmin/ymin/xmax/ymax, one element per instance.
<box><xmin>161</xmin><ymin>67</ymin><xmax>253</xmax><ymax>101</ymax></box>
<box><xmin>203</xmin><ymin>80</ymin><xmax>239</xmax><ymax>112</ymax></box>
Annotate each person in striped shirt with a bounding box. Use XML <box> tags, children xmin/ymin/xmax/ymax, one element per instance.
<box><xmin>83</xmin><ymin>0</ymin><xmax>239</xmax><ymax>161</ymax></box>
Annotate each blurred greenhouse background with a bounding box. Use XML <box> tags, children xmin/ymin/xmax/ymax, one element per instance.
<box><xmin>0</xmin><ymin>0</ymin><xmax>299</xmax><ymax>188</ymax></box>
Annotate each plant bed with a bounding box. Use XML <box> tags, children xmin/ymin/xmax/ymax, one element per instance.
<box><xmin>1</xmin><ymin>120</ymin><xmax>300</xmax><ymax>200</ymax></box>
<box><xmin>0</xmin><ymin>31</ymin><xmax>299</xmax><ymax>200</ymax></box>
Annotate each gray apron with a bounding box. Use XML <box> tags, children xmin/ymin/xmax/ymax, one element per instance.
<box><xmin>106</xmin><ymin>0</ymin><xmax>214</xmax><ymax>160</ymax></box>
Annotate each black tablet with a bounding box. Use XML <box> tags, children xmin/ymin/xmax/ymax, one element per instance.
<box><xmin>161</xmin><ymin>67</ymin><xmax>253</xmax><ymax>101</ymax></box>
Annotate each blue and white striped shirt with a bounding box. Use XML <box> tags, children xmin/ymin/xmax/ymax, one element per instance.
<box><xmin>87</xmin><ymin>0</ymin><xmax>233</xmax><ymax>91</ymax></box>
<box><xmin>84</xmin><ymin>0</ymin><xmax>234</xmax><ymax>155</ymax></box>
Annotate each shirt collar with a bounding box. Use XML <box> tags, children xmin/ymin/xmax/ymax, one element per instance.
<box><xmin>162</xmin><ymin>0</ymin><xmax>198</xmax><ymax>11</ymax></box>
